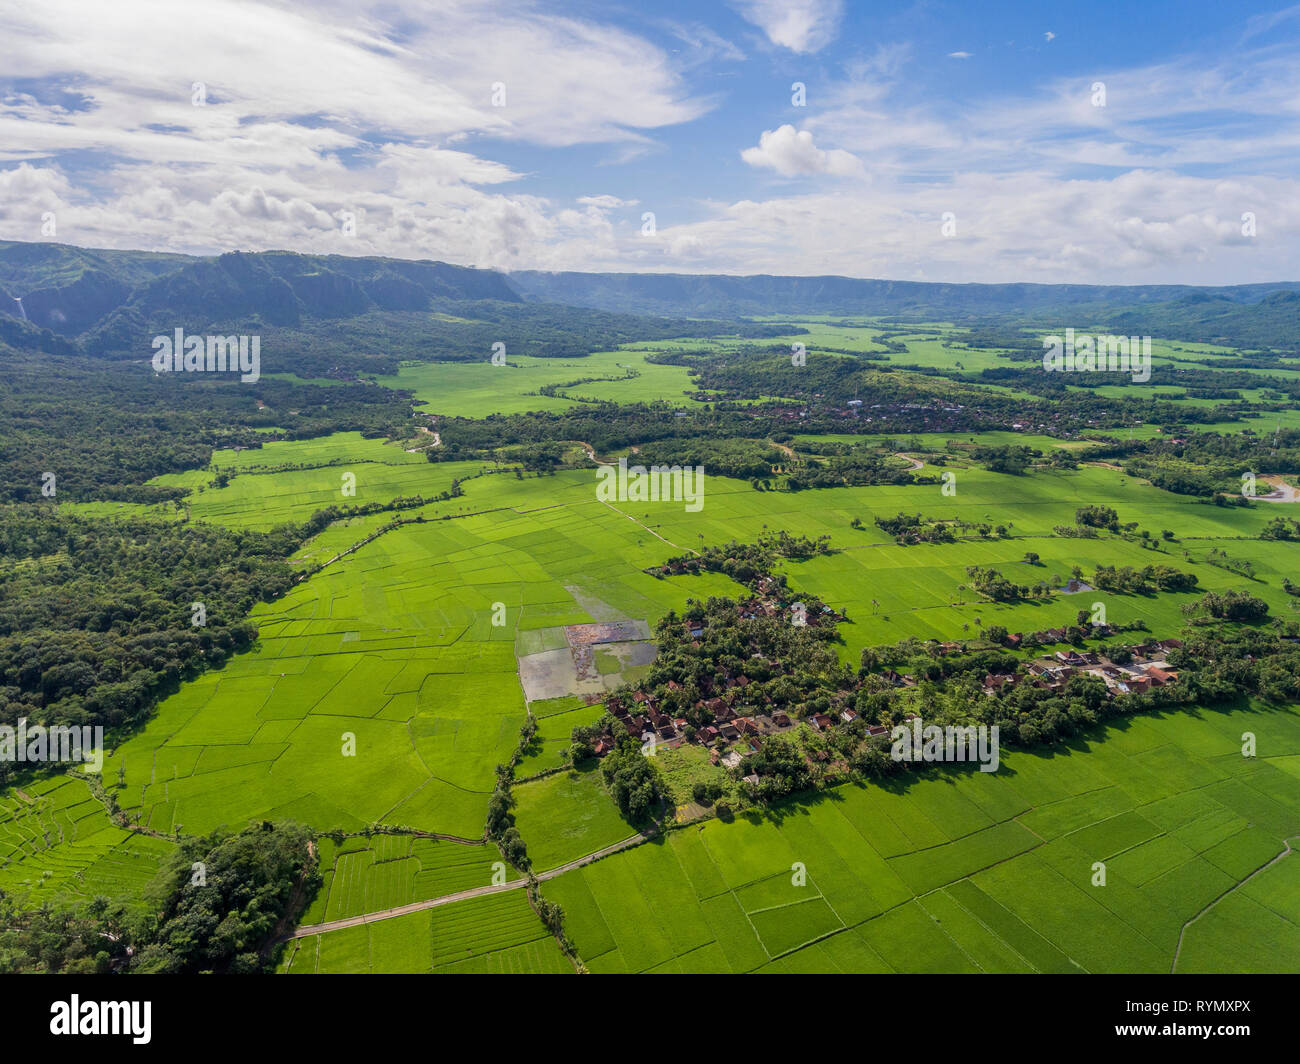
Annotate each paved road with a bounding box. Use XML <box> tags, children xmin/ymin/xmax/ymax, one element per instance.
<box><xmin>285</xmin><ymin>832</ymin><xmax>647</xmax><ymax>940</ymax></box>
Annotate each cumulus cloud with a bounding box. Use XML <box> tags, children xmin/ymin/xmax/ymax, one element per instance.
<box><xmin>622</xmin><ymin>169</ymin><xmax>1299</xmax><ymax>283</ymax></box>
<box><xmin>730</xmin><ymin>0</ymin><xmax>842</xmax><ymax>54</ymax></box>
<box><xmin>741</xmin><ymin>125</ymin><xmax>862</xmax><ymax>177</ymax></box>
<box><xmin>0</xmin><ymin>0</ymin><xmax>715</xmax><ymax>266</ymax></box>
<box><xmin>577</xmin><ymin>195</ymin><xmax>635</xmax><ymax>209</ymax></box>
<box><xmin>0</xmin><ymin>1</ymin><xmax>1297</xmax><ymax>283</ymax></box>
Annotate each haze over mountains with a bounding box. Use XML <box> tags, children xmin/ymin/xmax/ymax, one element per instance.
<box><xmin>2</xmin><ymin>240</ymin><xmax>1300</xmax><ymax>360</ymax></box>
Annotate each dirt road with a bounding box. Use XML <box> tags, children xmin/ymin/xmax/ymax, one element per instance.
<box><xmin>284</xmin><ymin>832</ymin><xmax>647</xmax><ymax>940</ymax></box>
<box><xmin>1257</xmin><ymin>475</ymin><xmax>1299</xmax><ymax>503</ymax></box>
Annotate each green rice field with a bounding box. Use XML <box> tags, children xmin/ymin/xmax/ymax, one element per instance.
<box><xmin>13</xmin><ymin>319</ymin><xmax>1300</xmax><ymax>973</ymax></box>
<box><xmin>542</xmin><ymin>698</ymin><xmax>1300</xmax><ymax>973</ymax></box>
<box><xmin>281</xmin><ymin>889</ymin><xmax>573</xmax><ymax>974</ymax></box>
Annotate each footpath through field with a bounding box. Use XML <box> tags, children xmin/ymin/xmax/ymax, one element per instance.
<box><xmin>284</xmin><ymin>832</ymin><xmax>647</xmax><ymax>940</ymax></box>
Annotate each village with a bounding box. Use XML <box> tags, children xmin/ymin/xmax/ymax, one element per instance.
<box><xmin>583</xmin><ymin>630</ymin><xmax>1187</xmax><ymax>788</ymax></box>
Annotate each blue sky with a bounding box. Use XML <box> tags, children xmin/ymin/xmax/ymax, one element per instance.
<box><xmin>2</xmin><ymin>0</ymin><xmax>1299</xmax><ymax>283</ymax></box>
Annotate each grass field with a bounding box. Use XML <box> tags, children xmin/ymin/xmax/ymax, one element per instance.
<box><xmin>542</xmin><ymin>698</ymin><xmax>1300</xmax><ymax>973</ymax></box>
<box><xmin>618</xmin><ymin>462</ymin><xmax>1299</xmax><ymax>661</ymax></box>
<box><xmin>374</xmin><ymin>349</ymin><xmax>697</xmax><ymax>417</ymax></box>
<box><xmin>515</xmin><ymin>702</ymin><xmax>606</xmax><ymax>777</ymax></box>
<box><xmin>281</xmin><ymin>889</ymin><xmax>573</xmax><ymax>974</ymax></box>
<box><xmin>0</xmin><ymin>775</ymin><xmax>173</xmax><ymax>907</ymax></box>
<box><xmin>148</xmin><ymin>433</ymin><xmax>484</xmax><ymax>530</ymax></box>
<box><xmin>29</xmin><ymin>436</ymin><xmax>1300</xmax><ymax>885</ymax></box>
<box><xmin>511</xmin><ymin>766</ymin><xmax>639</xmax><ymax>871</ymax></box>
<box><xmin>9</xmin><ymin>321</ymin><xmax>1300</xmax><ymax>974</ymax></box>
<box><xmin>90</xmin><ymin>464</ymin><xmax>750</xmax><ymax>844</ymax></box>
<box><xmin>300</xmin><ymin>833</ymin><xmax>520</xmax><ymax>926</ymax></box>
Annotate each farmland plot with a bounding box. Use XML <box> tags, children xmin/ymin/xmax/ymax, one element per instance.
<box><xmin>542</xmin><ymin>700</ymin><xmax>1300</xmax><ymax>972</ymax></box>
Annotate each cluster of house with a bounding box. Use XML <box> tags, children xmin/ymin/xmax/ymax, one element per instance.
<box><xmin>599</xmin><ymin>686</ymin><xmax>800</xmax><ymax>761</ymax></box>
<box><xmin>877</xmin><ymin>638</ymin><xmax>1183</xmax><ymax>699</ymax></box>
<box><xmin>982</xmin><ymin>639</ymin><xmax>1184</xmax><ymax>698</ymax></box>
<box><xmin>997</xmin><ymin>626</ymin><xmax>1092</xmax><ymax>649</ymax></box>
<box><xmin>589</xmin><ymin>635</ymin><xmax>1186</xmax><ymax>764</ymax></box>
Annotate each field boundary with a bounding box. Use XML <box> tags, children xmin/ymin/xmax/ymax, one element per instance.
<box><xmin>285</xmin><ymin>832</ymin><xmax>647</xmax><ymax>940</ymax></box>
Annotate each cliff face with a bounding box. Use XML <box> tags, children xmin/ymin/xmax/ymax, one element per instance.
<box><xmin>21</xmin><ymin>269</ymin><xmax>133</xmax><ymax>334</ymax></box>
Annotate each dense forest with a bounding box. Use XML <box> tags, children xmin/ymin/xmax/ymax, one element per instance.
<box><xmin>0</xmin><ymin>347</ymin><xmax>416</xmax><ymax>503</ymax></box>
<box><xmin>0</xmin><ymin>508</ymin><xmax>311</xmax><ymax>761</ymax></box>
<box><xmin>0</xmin><ymin>821</ymin><xmax>317</xmax><ymax>973</ymax></box>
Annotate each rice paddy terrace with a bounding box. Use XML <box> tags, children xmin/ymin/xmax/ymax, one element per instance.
<box><xmin>5</xmin><ymin>322</ymin><xmax>1300</xmax><ymax>974</ymax></box>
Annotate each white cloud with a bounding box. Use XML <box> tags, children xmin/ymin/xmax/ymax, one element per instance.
<box><xmin>0</xmin><ymin>0</ymin><xmax>718</xmax><ymax>267</ymax></box>
<box><xmin>730</xmin><ymin>0</ymin><xmax>843</xmax><ymax>54</ymax></box>
<box><xmin>617</xmin><ymin>168</ymin><xmax>1300</xmax><ymax>284</ymax></box>
<box><xmin>0</xmin><ymin>1</ymin><xmax>1297</xmax><ymax>284</ymax></box>
<box><xmin>0</xmin><ymin>0</ymin><xmax>711</xmax><ymax>150</ymax></box>
<box><xmin>741</xmin><ymin>125</ymin><xmax>862</xmax><ymax>177</ymax></box>
<box><xmin>948</xmin><ymin>52</ymin><xmax>972</xmax><ymax>59</ymax></box>
<box><xmin>577</xmin><ymin>195</ymin><xmax>635</xmax><ymax>209</ymax></box>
